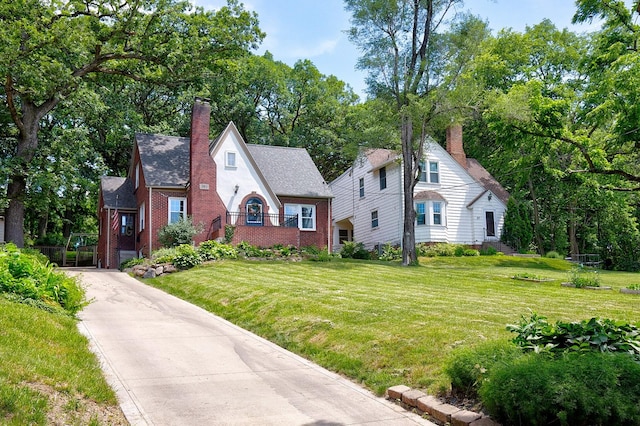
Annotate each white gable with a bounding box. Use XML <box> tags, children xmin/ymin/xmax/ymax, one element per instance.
<box><xmin>211</xmin><ymin>123</ymin><xmax>280</xmax><ymax>214</ymax></box>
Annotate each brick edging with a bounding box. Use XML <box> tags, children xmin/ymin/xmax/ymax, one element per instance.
<box><xmin>386</xmin><ymin>385</ymin><xmax>501</xmax><ymax>426</ymax></box>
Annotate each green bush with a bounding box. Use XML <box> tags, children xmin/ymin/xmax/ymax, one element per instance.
<box><xmin>339</xmin><ymin>241</ymin><xmax>371</xmax><ymax>260</ymax></box>
<box><xmin>444</xmin><ymin>341</ymin><xmax>523</xmax><ymax>398</ymax></box>
<box><xmin>171</xmin><ymin>244</ymin><xmax>202</xmax><ymax>270</ymax></box>
<box><xmin>119</xmin><ymin>257</ymin><xmax>145</xmax><ymax>270</ymax></box>
<box><xmin>545</xmin><ymin>250</ymin><xmax>563</xmax><ymax>259</ymax></box>
<box><xmin>379</xmin><ymin>243</ymin><xmax>401</xmax><ymax>261</ymax></box>
<box><xmin>152</xmin><ymin>247</ymin><xmax>178</xmax><ymax>264</ymax></box>
<box><xmin>480</xmin><ymin>352</ymin><xmax>640</xmax><ymax>426</ymax></box>
<box><xmin>480</xmin><ymin>246</ymin><xmax>498</xmax><ymax>256</ymax></box>
<box><xmin>463</xmin><ymin>249</ymin><xmax>480</xmax><ymax>256</ymax></box>
<box><xmin>237</xmin><ymin>241</ymin><xmax>268</xmax><ymax>258</ymax></box>
<box><xmin>157</xmin><ymin>217</ymin><xmax>202</xmax><ymax>247</ymax></box>
<box><xmin>198</xmin><ymin>240</ymin><xmax>237</xmax><ymax>261</ymax></box>
<box><xmin>569</xmin><ymin>266</ymin><xmax>600</xmax><ymax>287</ymax></box>
<box><xmin>507</xmin><ymin>313</ymin><xmax>640</xmax><ymax>360</ymax></box>
<box><xmin>0</xmin><ymin>243</ymin><xmax>85</xmax><ymax>315</ymax></box>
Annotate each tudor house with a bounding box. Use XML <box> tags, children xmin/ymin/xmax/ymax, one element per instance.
<box><xmin>330</xmin><ymin>124</ymin><xmax>509</xmax><ymax>251</ymax></box>
<box><xmin>97</xmin><ymin>98</ymin><xmax>333</xmax><ymax>269</ymax></box>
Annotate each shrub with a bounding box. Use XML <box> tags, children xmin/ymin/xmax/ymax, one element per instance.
<box><xmin>158</xmin><ymin>217</ymin><xmax>203</xmax><ymax>247</ymax></box>
<box><xmin>419</xmin><ymin>243</ymin><xmax>462</xmax><ymax>257</ymax></box>
<box><xmin>171</xmin><ymin>244</ymin><xmax>202</xmax><ymax>269</ymax></box>
<box><xmin>379</xmin><ymin>243</ymin><xmax>401</xmax><ymax>261</ymax></box>
<box><xmin>546</xmin><ymin>250</ymin><xmax>563</xmax><ymax>259</ymax></box>
<box><xmin>480</xmin><ymin>352</ymin><xmax>640</xmax><ymax>426</ymax></box>
<box><xmin>463</xmin><ymin>249</ymin><xmax>480</xmax><ymax>256</ymax></box>
<box><xmin>237</xmin><ymin>241</ymin><xmax>267</xmax><ymax>258</ymax></box>
<box><xmin>569</xmin><ymin>266</ymin><xmax>600</xmax><ymax>287</ymax></box>
<box><xmin>198</xmin><ymin>240</ymin><xmax>237</xmax><ymax>261</ymax></box>
<box><xmin>0</xmin><ymin>243</ymin><xmax>85</xmax><ymax>315</ymax></box>
<box><xmin>480</xmin><ymin>246</ymin><xmax>498</xmax><ymax>256</ymax></box>
<box><xmin>152</xmin><ymin>247</ymin><xmax>178</xmax><ymax>264</ymax></box>
<box><xmin>627</xmin><ymin>283</ymin><xmax>640</xmax><ymax>290</ymax></box>
<box><xmin>507</xmin><ymin>313</ymin><xmax>640</xmax><ymax>360</ymax></box>
<box><xmin>444</xmin><ymin>341</ymin><xmax>523</xmax><ymax>398</ymax></box>
<box><xmin>339</xmin><ymin>241</ymin><xmax>371</xmax><ymax>260</ymax></box>
<box><xmin>119</xmin><ymin>257</ymin><xmax>145</xmax><ymax>270</ymax></box>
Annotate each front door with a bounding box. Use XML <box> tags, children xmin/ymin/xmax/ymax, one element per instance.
<box><xmin>485</xmin><ymin>211</ymin><xmax>496</xmax><ymax>238</ymax></box>
<box><xmin>118</xmin><ymin>213</ymin><xmax>136</xmax><ymax>250</ymax></box>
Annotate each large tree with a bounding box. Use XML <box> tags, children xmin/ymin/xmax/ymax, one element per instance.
<box><xmin>0</xmin><ymin>0</ymin><xmax>262</xmax><ymax>246</ymax></box>
<box><xmin>345</xmin><ymin>0</ymin><xmax>488</xmax><ymax>264</ymax></box>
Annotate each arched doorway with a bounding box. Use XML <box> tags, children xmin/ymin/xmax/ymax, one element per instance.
<box><xmin>245</xmin><ymin>197</ymin><xmax>263</xmax><ymax>226</ymax></box>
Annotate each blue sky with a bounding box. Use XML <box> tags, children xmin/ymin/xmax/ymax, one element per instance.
<box><xmin>195</xmin><ymin>0</ymin><xmax>614</xmax><ymax>99</ymax></box>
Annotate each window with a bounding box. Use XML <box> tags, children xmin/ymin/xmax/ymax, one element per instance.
<box><xmin>338</xmin><ymin>229</ymin><xmax>352</xmax><ymax>244</ymax></box>
<box><xmin>139</xmin><ymin>202</ymin><xmax>145</xmax><ymax>231</ymax></box>
<box><xmin>371</xmin><ymin>210</ymin><xmax>379</xmax><ymax>228</ymax></box>
<box><xmin>416</xmin><ymin>202</ymin><xmax>426</xmax><ymax>225</ymax></box>
<box><xmin>429</xmin><ymin>161</ymin><xmax>439</xmax><ymax>184</ymax></box>
<box><xmin>225</xmin><ymin>151</ymin><xmax>237</xmax><ymax>168</ymax></box>
<box><xmin>433</xmin><ymin>202</ymin><xmax>442</xmax><ymax>225</ymax></box>
<box><xmin>246</xmin><ymin>197</ymin><xmax>263</xmax><ymax>226</ymax></box>
<box><xmin>486</xmin><ymin>211</ymin><xmax>496</xmax><ymax>237</ymax></box>
<box><xmin>284</xmin><ymin>204</ymin><xmax>316</xmax><ymax>230</ymax></box>
<box><xmin>379</xmin><ymin>167</ymin><xmax>387</xmax><ymax>190</ymax></box>
<box><xmin>135</xmin><ymin>163</ymin><xmax>140</xmax><ymax>189</ymax></box>
<box><xmin>168</xmin><ymin>197</ymin><xmax>186</xmax><ymax>223</ymax></box>
<box><xmin>419</xmin><ymin>161</ymin><xmax>427</xmax><ymax>182</ymax></box>
<box><xmin>359</xmin><ymin>178</ymin><xmax>365</xmax><ymax>198</ymax></box>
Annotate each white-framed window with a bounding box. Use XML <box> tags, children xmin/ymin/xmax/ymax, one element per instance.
<box><xmin>419</xmin><ymin>160</ymin><xmax>439</xmax><ymax>183</ymax></box>
<box><xmin>168</xmin><ymin>197</ymin><xmax>187</xmax><ymax>223</ymax></box>
<box><xmin>416</xmin><ymin>202</ymin><xmax>426</xmax><ymax>225</ymax></box>
<box><xmin>433</xmin><ymin>201</ymin><xmax>442</xmax><ymax>225</ymax></box>
<box><xmin>379</xmin><ymin>167</ymin><xmax>387</xmax><ymax>190</ymax></box>
<box><xmin>135</xmin><ymin>163</ymin><xmax>140</xmax><ymax>189</ymax></box>
<box><xmin>139</xmin><ymin>202</ymin><xmax>145</xmax><ymax>231</ymax></box>
<box><xmin>371</xmin><ymin>210</ymin><xmax>379</xmax><ymax>228</ymax></box>
<box><xmin>359</xmin><ymin>177</ymin><xmax>365</xmax><ymax>198</ymax></box>
<box><xmin>225</xmin><ymin>151</ymin><xmax>237</xmax><ymax>168</ymax></box>
<box><xmin>429</xmin><ymin>161</ymin><xmax>439</xmax><ymax>184</ymax></box>
<box><xmin>284</xmin><ymin>204</ymin><xmax>316</xmax><ymax>230</ymax></box>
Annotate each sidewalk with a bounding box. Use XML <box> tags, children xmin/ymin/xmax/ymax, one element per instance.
<box><xmin>71</xmin><ymin>269</ymin><xmax>435</xmax><ymax>426</ymax></box>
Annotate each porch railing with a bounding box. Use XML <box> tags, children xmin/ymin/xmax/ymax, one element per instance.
<box><xmin>226</xmin><ymin>212</ymin><xmax>298</xmax><ymax>228</ymax></box>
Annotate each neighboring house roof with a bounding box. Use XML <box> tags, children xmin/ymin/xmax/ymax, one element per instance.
<box><xmin>247</xmin><ymin>144</ymin><xmax>333</xmax><ymax>198</ymax></box>
<box><xmin>135</xmin><ymin>133</ymin><xmax>190</xmax><ymax>187</ymax></box>
<box><xmin>464</xmin><ymin>158</ymin><xmax>510</xmax><ymax>205</ymax></box>
<box><xmin>100</xmin><ymin>177</ymin><xmax>137</xmax><ymax>210</ymax></box>
<box><xmin>415</xmin><ymin>190</ymin><xmax>447</xmax><ymax>202</ymax></box>
<box><xmin>364</xmin><ymin>148</ymin><xmax>399</xmax><ymax>171</ymax></box>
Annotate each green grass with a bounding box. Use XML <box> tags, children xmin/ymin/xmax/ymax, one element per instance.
<box><xmin>0</xmin><ymin>297</ymin><xmax>122</xmax><ymax>425</ymax></box>
<box><xmin>144</xmin><ymin>256</ymin><xmax>640</xmax><ymax>395</ymax></box>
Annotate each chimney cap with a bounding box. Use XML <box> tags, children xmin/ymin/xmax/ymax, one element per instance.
<box><xmin>194</xmin><ymin>96</ymin><xmax>211</xmax><ymax>104</ymax></box>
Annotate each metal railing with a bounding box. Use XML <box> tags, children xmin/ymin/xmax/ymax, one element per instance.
<box><xmin>225</xmin><ymin>212</ymin><xmax>298</xmax><ymax>228</ymax></box>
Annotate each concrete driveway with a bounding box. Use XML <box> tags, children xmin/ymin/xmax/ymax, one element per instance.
<box><xmin>71</xmin><ymin>269</ymin><xmax>434</xmax><ymax>426</ymax></box>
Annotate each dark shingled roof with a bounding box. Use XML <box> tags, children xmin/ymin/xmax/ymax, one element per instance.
<box><xmin>247</xmin><ymin>144</ymin><xmax>333</xmax><ymax>198</ymax></box>
<box><xmin>100</xmin><ymin>177</ymin><xmax>137</xmax><ymax>209</ymax></box>
<box><xmin>464</xmin><ymin>158</ymin><xmax>510</xmax><ymax>205</ymax></box>
<box><xmin>135</xmin><ymin>133</ymin><xmax>190</xmax><ymax>187</ymax></box>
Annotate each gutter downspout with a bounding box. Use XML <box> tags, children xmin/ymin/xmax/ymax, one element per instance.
<box><xmin>148</xmin><ymin>187</ymin><xmax>153</xmax><ymax>257</ymax></box>
<box><xmin>327</xmin><ymin>198</ymin><xmax>331</xmax><ymax>254</ymax></box>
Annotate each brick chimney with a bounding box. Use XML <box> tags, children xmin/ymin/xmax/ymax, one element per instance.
<box><xmin>446</xmin><ymin>124</ymin><xmax>467</xmax><ymax>168</ymax></box>
<box><xmin>188</xmin><ymin>98</ymin><xmax>220</xmax><ymax>244</ymax></box>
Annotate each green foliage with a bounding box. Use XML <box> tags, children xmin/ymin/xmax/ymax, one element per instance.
<box><xmin>339</xmin><ymin>241</ymin><xmax>371</xmax><ymax>260</ymax></box>
<box><xmin>507</xmin><ymin>313</ymin><xmax>640</xmax><ymax>359</ymax></box>
<box><xmin>119</xmin><ymin>257</ymin><xmax>145</xmax><ymax>270</ymax></box>
<box><xmin>172</xmin><ymin>244</ymin><xmax>202</xmax><ymax>270</ymax></box>
<box><xmin>569</xmin><ymin>266</ymin><xmax>600</xmax><ymax>287</ymax></box>
<box><xmin>198</xmin><ymin>240</ymin><xmax>238</xmax><ymax>261</ymax></box>
<box><xmin>236</xmin><ymin>241</ymin><xmax>268</xmax><ymax>258</ymax></box>
<box><xmin>0</xmin><ymin>244</ymin><xmax>85</xmax><ymax>315</ymax></box>
<box><xmin>151</xmin><ymin>247</ymin><xmax>178</xmax><ymax>264</ymax></box>
<box><xmin>444</xmin><ymin>341</ymin><xmax>523</xmax><ymax>398</ymax></box>
<box><xmin>627</xmin><ymin>283</ymin><xmax>640</xmax><ymax>291</ymax></box>
<box><xmin>480</xmin><ymin>352</ymin><xmax>640</xmax><ymax>426</ymax></box>
<box><xmin>479</xmin><ymin>246</ymin><xmax>498</xmax><ymax>256</ymax></box>
<box><xmin>463</xmin><ymin>249</ymin><xmax>480</xmax><ymax>257</ymax></box>
<box><xmin>224</xmin><ymin>225</ymin><xmax>235</xmax><ymax>244</ymax></box>
<box><xmin>379</xmin><ymin>243</ymin><xmax>401</xmax><ymax>261</ymax></box>
<box><xmin>418</xmin><ymin>243</ymin><xmax>469</xmax><ymax>257</ymax></box>
<box><xmin>545</xmin><ymin>250</ymin><xmax>563</xmax><ymax>259</ymax></box>
<box><xmin>501</xmin><ymin>197</ymin><xmax>533</xmax><ymax>253</ymax></box>
<box><xmin>157</xmin><ymin>217</ymin><xmax>202</xmax><ymax>247</ymax></box>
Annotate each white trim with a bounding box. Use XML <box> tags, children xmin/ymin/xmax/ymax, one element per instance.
<box><xmin>168</xmin><ymin>197</ymin><xmax>187</xmax><ymax>223</ymax></box>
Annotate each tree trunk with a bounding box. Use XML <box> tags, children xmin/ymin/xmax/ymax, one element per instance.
<box><xmin>568</xmin><ymin>201</ymin><xmax>579</xmax><ymax>260</ymax></box>
<box><xmin>401</xmin><ymin>113</ymin><xmax>417</xmax><ymax>265</ymax></box>
<box><xmin>528</xmin><ymin>177</ymin><xmax>544</xmax><ymax>254</ymax></box>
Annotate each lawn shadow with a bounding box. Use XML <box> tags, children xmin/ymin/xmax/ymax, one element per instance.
<box><xmin>495</xmin><ymin>257</ymin><xmax>570</xmax><ymax>271</ymax></box>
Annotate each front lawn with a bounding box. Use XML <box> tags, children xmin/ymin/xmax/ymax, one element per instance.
<box><xmin>144</xmin><ymin>256</ymin><xmax>640</xmax><ymax>395</ymax></box>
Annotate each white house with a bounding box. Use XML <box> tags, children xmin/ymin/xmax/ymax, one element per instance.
<box><xmin>330</xmin><ymin>124</ymin><xmax>509</xmax><ymax>251</ymax></box>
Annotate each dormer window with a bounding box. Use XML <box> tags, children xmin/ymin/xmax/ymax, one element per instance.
<box><xmin>379</xmin><ymin>166</ymin><xmax>387</xmax><ymax>190</ymax></box>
